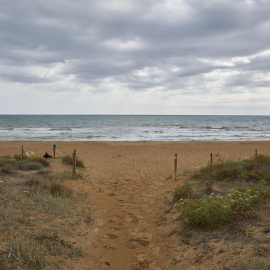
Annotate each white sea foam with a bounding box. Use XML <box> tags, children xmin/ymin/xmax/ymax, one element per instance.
<box><xmin>0</xmin><ymin>115</ymin><xmax>269</xmax><ymax>141</ymax></box>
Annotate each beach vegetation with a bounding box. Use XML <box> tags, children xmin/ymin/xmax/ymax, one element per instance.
<box><xmin>62</xmin><ymin>155</ymin><xmax>85</xmax><ymax>168</ymax></box>
<box><xmin>8</xmin><ymin>237</ymin><xmax>47</xmax><ymax>268</ymax></box>
<box><xmin>0</xmin><ymin>153</ymin><xmax>89</xmax><ymax>269</ymax></box>
<box><xmin>0</xmin><ymin>156</ymin><xmax>50</xmax><ymax>174</ymax></box>
<box><xmin>174</xmin><ymin>155</ymin><xmax>270</xmax><ymax>228</ymax></box>
<box><xmin>62</xmin><ymin>155</ymin><xmax>73</xmax><ymax>165</ymax></box>
<box><xmin>173</xmin><ymin>182</ymin><xmax>193</xmax><ymax>200</ymax></box>
<box><xmin>192</xmin><ymin>154</ymin><xmax>270</xmax><ymax>183</ymax></box>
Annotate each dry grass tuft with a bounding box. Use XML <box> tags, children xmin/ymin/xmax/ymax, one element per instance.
<box><xmin>62</xmin><ymin>155</ymin><xmax>85</xmax><ymax>168</ymax></box>
<box><xmin>0</xmin><ymin>153</ymin><xmax>90</xmax><ymax>269</ymax></box>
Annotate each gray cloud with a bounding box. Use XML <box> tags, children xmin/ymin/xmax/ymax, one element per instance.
<box><xmin>0</xmin><ymin>0</ymin><xmax>270</xmax><ymax>114</ymax></box>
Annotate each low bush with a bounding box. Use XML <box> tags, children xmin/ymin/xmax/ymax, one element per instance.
<box><xmin>21</xmin><ymin>162</ymin><xmax>44</xmax><ymax>171</ymax></box>
<box><xmin>62</xmin><ymin>155</ymin><xmax>73</xmax><ymax>165</ymax></box>
<box><xmin>1</xmin><ymin>156</ymin><xmax>50</xmax><ymax>172</ymax></box>
<box><xmin>175</xmin><ymin>180</ymin><xmax>266</xmax><ymax>228</ymax></box>
<box><xmin>44</xmin><ymin>181</ymin><xmax>73</xmax><ymax>198</ymax></box>
<box><xmin>13</xmin><ymin>154</ymin><xmax>23</xmax><ymax>161</ymax></box>
<box><xmin>31</xmin><ymin>157</ymin><xmax>50</xmax><ymax>167</ymax></box>
<box><xmin>173</xmin><ymin>182</ymin><xmax>193</xmax><ymax>200</ymax></box>
<box><xmin>62</xmin><ymin>155</ymin><xmax>85</xmax><ymax>168</ymax></box>
<box><xmin>175</xmin><ymin>193</ymin><xmax>234</xmax><ymax>228</ymax></box>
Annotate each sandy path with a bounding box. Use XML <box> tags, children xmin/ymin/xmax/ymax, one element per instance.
<box><xmin>1</xmin><ymin>141</ymin><xmax>269</xmax><ymax>269</ymax></box>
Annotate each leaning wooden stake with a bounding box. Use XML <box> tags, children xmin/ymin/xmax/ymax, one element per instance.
<box><xmin>174</xmin><ymin>153</ymin><xmax>177</xmax><ymax>181</ymax></box>
<box><xmin>53</xmin><ymin>144</ymin><xmax>56</xmax><ymax>159</ymax></box>
<box><xmin>21</xmin><ymin>146</ymin><xmax>24</xmax><ymax>159</ymax></box>
<box><xmin>210</xmin><ymin>153</ymin><xmax>213</xmax><ymax>166</ymax></box>
<box><xmin>255</xmin><ymin>149</ymin><xmax>257</xmax><ymax>159</ymax></box>
<box><xmin>72</xmin><ymin>149</ymin><xmax>76</xmax><ymax>175</ymax></box>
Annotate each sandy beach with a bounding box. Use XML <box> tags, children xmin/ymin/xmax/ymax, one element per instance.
<box><xmin>1</xmin><ymin>141</ymin><xmax>269</xmax><ymax>269</ymax></box>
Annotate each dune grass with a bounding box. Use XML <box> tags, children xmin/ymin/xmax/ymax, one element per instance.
<box><xmin>61</xmin><ymin>155</ymin><xmax>85</xmax><ymax>168</ymax></box>
<box><xmin>0</xmin><ymin>154</ymin><xmax>88</xmax><ymax>269</ymax></box>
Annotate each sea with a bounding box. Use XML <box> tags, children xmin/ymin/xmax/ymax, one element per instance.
<box><xmin>0</xmin><ymin>115</ymin><xmax>269</xmax><ymax>141</ymax></box>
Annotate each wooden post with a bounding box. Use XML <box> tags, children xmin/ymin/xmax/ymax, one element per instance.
<box><xmin>210</xmin><ymin>153</ymin><xmax>213</xmax><ymax>166</ymax></box>
<box><xmin>53</xmin><ymin>144</ymin><xmax>56</xmax><ymax>159</ymax></box>
<box><xmin>174</xmin><ymin>153</ymin><xmax>177</xmax><ymax>181</ymax></box>
<box><xmin>72</xmin><ymin>149</ymin><xmax>76</xmax><ymax>175</ymax></box>
<box><xmin>255</xmin><ymin>149</ymin><xmax>257</xmax><ymax>159</ymax></box>
<box><xmin>21</xmin><ymin>146</ymin><xmax>24</xmax><ymax>159</ymax></box>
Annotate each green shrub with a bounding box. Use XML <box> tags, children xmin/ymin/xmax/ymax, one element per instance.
<box><xmin>62</xmin><ymin>155</ymin><xmax>85</xmax><ymax>168</ymax></box>
<box><xmin>175</xmin><ymin>180</ymin><xmax>266</xmax><ymax>228</ymax></box>
<box><xmin>0</xmin><ymin>161</ymin><xmax>6</xmax><ymax>167</ymax></box>
<box><xmin>62</xmin><ymin>155</ymin><xmax>73</xmax><ymax>165</ymax></box>
<box><xmin>14</xmin><ymin>154</ymin><xmax>23</xmax><ymax>161</ymax></box>
<box><xmin>31</xmin><ymin>157</ymin><xmax>50</xmax><ymax>167</ymax></box>
<box><xmin>175</xmin><ymin>194</ymin><xmax>234</xmax><ymax>228</ymax></box>
<box><xmin>173</xmin><ymin>182</ymin><xmax>193</xmax><ymax>200</ymax></box>
<box><xmin>21</xmin><ymin>162</ymin><xmax>44</xmax><ymax>171</ymax></box>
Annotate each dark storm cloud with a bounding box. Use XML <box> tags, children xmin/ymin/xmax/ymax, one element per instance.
<box><xmin>0</xmin><ymin>0</ymin><xmax>270</xmax><ymax>94</ymax></box>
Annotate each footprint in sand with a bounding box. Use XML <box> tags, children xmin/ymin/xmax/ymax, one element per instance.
<box><xmin>103</xmin><ymin>245</ymin><xmax>116</xmax><ymax>250</ymax></box>
<box><xmin>127</xmin><ymin>238</ymin><xmax>150</xmax><ymax>249</ymax></box>
<box><xmin>126</xmin><ymin>213</ymin><xmax>139</xmax><ymax>224</ymax></box>
<box><xmin>136</xmin><ymin>253</ymin><xmax>152</xmax><ymax>268</ymax></box>
<box><xmin>103</xmin><ymin>233</ymin><xmax>118</xmax><ymax>239</ymax></box>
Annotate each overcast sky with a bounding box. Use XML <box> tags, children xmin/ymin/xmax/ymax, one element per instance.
<box><xmin>0</xmin><ymin>0</ymin><xmax>270</xmax><ymax>115</ymax></box>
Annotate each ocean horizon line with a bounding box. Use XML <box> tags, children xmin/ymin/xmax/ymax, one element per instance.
<box><xmin>1</xmin><ymin>114</ymin><xmax>269</xmax><ymax>116</ymax></box>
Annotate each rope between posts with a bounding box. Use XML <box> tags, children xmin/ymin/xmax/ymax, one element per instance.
<box><xmin>245</xmin><ymin>152</ymin><xmax>255</xmax><ymax>159</ymax></box>
<box><xmin>22</xmin><ymin>148</ymin><xmax>44</xmax><ymax>154</ymax></box>
<box><xmin>56</xmin><ymin>149</ymin><xmax>68</xmax><ymax>156</ymax></box>
<box><xmin>20</xmin><ymin>146</ymin><xmax>71</xmax><ymax>157</ymax></box>
<box><xmin>178</xmin><ymin>157</ymin><xmax>211</xmax><ymax>169</ymax></box>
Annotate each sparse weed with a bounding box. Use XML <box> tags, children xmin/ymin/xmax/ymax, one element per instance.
<box><xmin>49</xmin><ymin>170</ymin><xmax>84</xmax><ymax>180</ymax></box>
<box><xmin>26</xmin><ymin>175</ymin><xmax>73</xmax><ymax>198</ymax></box>
<box><xmin>9</xmin><ymin>237</ymin><xmax>46</xmax><ymax>268</ymax></box>
<box><xmin>35</xmin><ymin>232</ymin><xmax>83</xmax><ymax>258</ymax></box>
<box><xmin>30</xmin><ymin>188</ymin><xmax>76</xmax><ymax>216</ymax></box>
<box><xmin>233</xmin><ymin>257</ymin><xmax>270</xmax><ymax>270</ymax></box>
<box><xmin>0</xmin><ymin>205</ymin><xmax>20</xmax><ymax>228</ymax></box>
